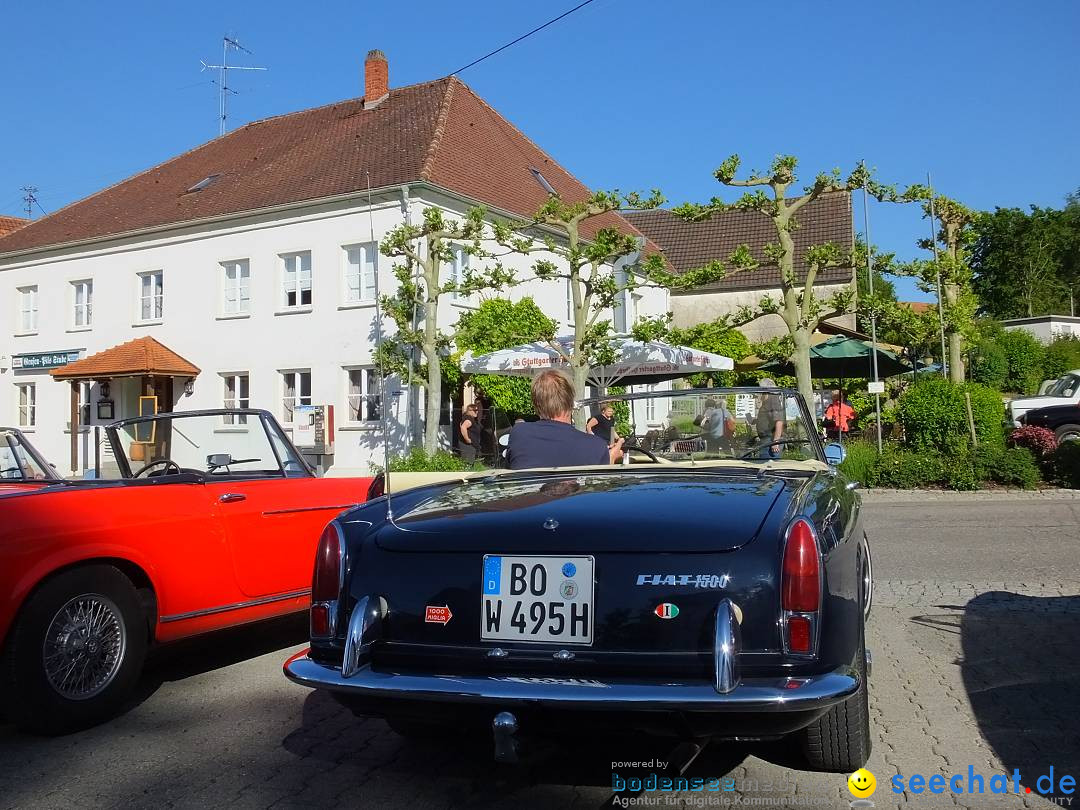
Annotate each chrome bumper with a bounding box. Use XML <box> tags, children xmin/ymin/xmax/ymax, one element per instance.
<box><xmin>283</xmin><ymin>649</ymin><xmax>860</xmax><ymax>713</ymax></box>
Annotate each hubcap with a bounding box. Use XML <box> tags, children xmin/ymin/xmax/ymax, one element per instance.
<box><xmin>42</xmin><ymin>594</ymin><xmax>126</xmax><ymax>700</ymax></box>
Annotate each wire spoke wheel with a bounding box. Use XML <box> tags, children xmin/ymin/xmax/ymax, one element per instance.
<box><xmin>42</xmin><ymin>594</ymin><xmax>126</xmax><ymax>701</ymax></box>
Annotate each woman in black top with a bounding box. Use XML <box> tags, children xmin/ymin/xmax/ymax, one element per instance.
<box><xmin>459</xmin><ymin>404</ymin><xmax>481</xmax><ymax>462</ymax></box>
<box><xmin>586</xmin><ymin>403</ymin><xmax>618</xmax><ymax>445</ymax></box>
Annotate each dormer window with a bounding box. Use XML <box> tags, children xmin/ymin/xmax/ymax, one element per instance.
<box><xmin>186</xmin><ymin>174</ymin><xmax>221</xmax><ymax>193</ymax></box>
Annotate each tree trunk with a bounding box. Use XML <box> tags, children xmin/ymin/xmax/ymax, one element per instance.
<box><xmin>423</xmin><ymin>269</ymin><xmax>441</xmax><ymax>455</ymax></box>
<box><xmin>791</xmin><ymin>327</ymin><xmax>814</xmax><ymax>409</ymax></box>
<box><xmin>948</xmin><ymin>331</ymin><xmax>964</xmax><ymax>383</ymax></box>
<box><xmin>571</xmin><ymin>363</ymin><xmax>589</xmax><ymax>429</ymax></box>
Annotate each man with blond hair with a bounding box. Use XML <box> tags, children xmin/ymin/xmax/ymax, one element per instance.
<box><xmin>507</xmin><ymin>370</ymin><xmax>624</xmax><ymax>470</ymax></box>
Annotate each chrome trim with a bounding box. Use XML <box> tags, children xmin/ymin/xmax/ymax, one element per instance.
<box><xmin>714</xmin><ymin>599</ymin><xmax>741</xmax><ymax>694</ymax></box>
<box><xmin>263</xmin><ymin>503</ymin><xmax>358</xmax><ymax>517</ymax></box>
<box><xmin>861</xmin><ymin>536</ymin><xmax>873</xmax><ymax>620</ymax></box>
<box><xmin>487</xmin><ymin>648</ymin><xmax>509</xmax><ymax>659</ymax></box>
<box><xmin>284</xmin><ymin>650</ymin><xmax>860</xmax><ymax>711</ymax></box>
<box><xmin>219</xmin><ymin>492</ymin><xmax>247</xmax><ymax>503</ymax></box>
<box><xmin>342</xmin><ymin>596</ymin><xmax>386</xmax><ymax>678</ymax></box>
<box><xmin>159</xmin><ymin>588</ymin><xmax>309</xmax><ymax>622</ymax></box>
<box><xmin>553</xmin><ymin>650</ymin><xmax>575</xmax><ymax>662</ymax></box>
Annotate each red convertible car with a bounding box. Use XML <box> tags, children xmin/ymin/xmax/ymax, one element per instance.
<box><xmin>0</xmin><ymin>410</ymin><xmax>372</xmax><ymax>734</ymax></box>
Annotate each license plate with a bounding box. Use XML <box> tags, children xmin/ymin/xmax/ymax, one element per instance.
<box><xmin>481</xmin><ymin>555</ymin><xmax>594</xmax><ymax>645</ymax></box>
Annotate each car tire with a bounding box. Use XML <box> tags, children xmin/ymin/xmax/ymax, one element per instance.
<box><xmin>1054</xmin><ymin>424</ymin><xmax>1080</xmax><ymax>444</ymax></box>
<box><xmin>1</xmin><ymin>565</ymin><xmax>148</xmax><ymax>735</ymax></box>
<box><xmin>801</xmin><ymin>620</ymin><xmax>871</xmax><ymax>772</ymax></box>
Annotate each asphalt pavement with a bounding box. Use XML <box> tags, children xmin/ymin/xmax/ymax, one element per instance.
<box><xmin>2</xmin><ymin>496</ymin><xmax>1079</xmax><ymax>810</ymax></box>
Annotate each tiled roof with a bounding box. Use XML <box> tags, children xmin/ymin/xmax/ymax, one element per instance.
<box><xmin>0</xmin><ymin>216</ymin><xmax>29</xmax><ymax>238</ymax></box>
<box><xmin>51</xmin><ymin>336</ymin><xmax>201</xmax><ymax>380</ymax></box>
<box><xmin>900</xmin><ymin>301</ymin><xmax>934</xmax><ymax>314</ymax></box>
<box><xmin>0</xmin><ymin>77</ymin><xmax>640</xmax><ymax>255</ymax></box>
<box><xmin>624</xmin><ymin>193</ymin><xmax>854</xmax><ymax>292</ymax></box>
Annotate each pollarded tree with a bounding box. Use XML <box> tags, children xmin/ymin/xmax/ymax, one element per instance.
<box><xmin>894</xmin><ymin>188</ymin><xmax>976</xmax><ymax>383</ymax></box>
<box><xmin>495</xmin><ymin>191</ymin><xmax>722</xmax><ymax>425</ymax></box>
<box><xmin>377</xmin><ymin>206</ymin><xmax>517</xmax><ymax>454</ymax></box>
<box><xmin>673</xmin><ymin>155</ymin><xmax>896</xmax><ymax>407</ymax></box>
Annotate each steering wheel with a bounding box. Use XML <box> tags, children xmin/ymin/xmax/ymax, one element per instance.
<box><xmin>620</xmin><ymin>444</ymin><xmax>659</xmax><ymax>463</ymax></box>
<box><xmin>133</xmin><ymin>459</ymin><xmax>182</xmax><ymax>478</ymax></box>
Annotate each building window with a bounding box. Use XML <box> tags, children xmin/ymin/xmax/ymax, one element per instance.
<box><xmin>645</xmin><ymin>385</ymin><xmax>657</xmax><ymax>422</ymax></box>
<box><xmin>17</xmin><ymin>286</ymin><xmax>38</xmax><ymax>333</ymax></box>
<box><xmin>139</xmin><ymin>271</ymin><xmax>164</xmax><ymax>321</ymax></box>
<box><xmin>343</xmin><ymin>243</ymin><xmax>377</xmax><ymax>303</ymax></box>
<box><xmin>281</xmin><ymin>252</ymin><xmax>312</xmax><ymax>309</ymax></box>
<box><xmin>223</xmin><ymin>373</ymin><xmax>250</xmax><ymax>425</ymax></box>
<box><xmin>222</xmin><ymin>260</ymin><xmax>251</xmax><ymax>315</ymax></box>
<box><xmin>281</xmin><ymin>370</ymin><xmax>311</xmax><ymax>423</ymax></box>
<box><xmin>17</xmin><ymin>383</ymin><xmax>36</xmax><ymax>427</ymax></box>
<box><xmin>449</xmin><ymin>245</ymin><xmax>469</xmax><ymax>300</ymax></box>
<box><xmin>71</xmin><ymin>280</ymin><xmax>93</xmax><ymax>328</ymax></box>
<box><xmin>79</xmin><ymin>382</ymin><xmax>92</xmax><ymax>425</ymax></box>
<box><xmin>345</xmin><ymin>368</ymin><xmax>380</xmax><ymax>423</ymax></box>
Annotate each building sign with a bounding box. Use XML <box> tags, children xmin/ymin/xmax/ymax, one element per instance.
<box><xmin>12</xmin><ymin>350</ymin><xmax>82</xmax><ymax>371</ymax></box>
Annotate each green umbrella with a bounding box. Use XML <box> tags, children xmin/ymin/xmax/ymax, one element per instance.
<box><xmin>759</xmin><ymin>335</ymin><xmax>911</xmax><ymax>379</ymax></box>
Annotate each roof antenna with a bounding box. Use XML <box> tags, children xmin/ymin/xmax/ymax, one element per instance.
<box><xmin>368</xmin><ymin>171</ymin><xmax>393</xmax><ymax>521</ymax></box>
<box><xmin>201</xmin><ymin>36</ymin><xmax>268</xmax><ymax>136</ymax></box>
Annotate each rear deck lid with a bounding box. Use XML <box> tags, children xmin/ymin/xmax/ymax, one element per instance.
<box><xmin>375</xmin><ymin>471</ymin><xmax>788</xmax><ymax>553</ymax></box>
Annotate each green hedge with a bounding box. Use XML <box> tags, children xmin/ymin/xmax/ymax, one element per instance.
<box><xmin>970</xmin><ymin>339</ymin><xmax>1008</xmax><ymax>390</ymax></box>
<box><xmin>838</xmin><ymin>441</ymin><xmax>1041</xmax><ymax>490</ymax></box>
<box><xmin>1043</xmin><ymin>336</ymin><xmax>1080</xmax><ymax>381</ymax></box>
<box><xmin>996</xmin><ymin>328</ymin><xmax>1046</xmax><ymax>394</ymax></box>
<box><xmin>896</xmin><ymin>378</ymin><xmax>1005</xmax><ymax>453</ymax></box>
<box><xmin>383</xmin><ymin>448</ymin><xmax>486</xmax><ymax>473</ymax></box>
<box><xmin>1047</xmin><ymin>442</ymin><xmax>1080</xmax><ymax>489</ymax></box>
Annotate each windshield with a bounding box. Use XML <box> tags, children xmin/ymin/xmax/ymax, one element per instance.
<box><xmin>108</xmin><ymin>411</ymin><xmax>311</xmax><ymax>479</ymax></box>
<box><xmin>1046</xmin><ymin>374</ymin><xmax>1080</xmax><ymax>398</ymax></box>
<box><xmin>585</xmin><ymin>387</ymin><xmax>824</xmax><ymax>464</ymax></box>
<box><xmin>0</xmin><ymin>429</ymin><xmax>58</xmax><ymax>482</ymax></box>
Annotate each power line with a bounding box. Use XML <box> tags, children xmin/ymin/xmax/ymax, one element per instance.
<box><xmin>449</xmin><ymin>0</ymin><xmax>600</xmax><ymax>76</ymax></box>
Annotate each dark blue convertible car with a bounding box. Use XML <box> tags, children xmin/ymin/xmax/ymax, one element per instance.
<box><xmin>284</xmin><ymin>387</ymin><xmax>873</xmax><ymax>772</ymax></box>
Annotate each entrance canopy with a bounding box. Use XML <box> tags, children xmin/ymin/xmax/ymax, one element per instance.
<box><xmin>50</xmin><ymin>336</ymin><xmax>200</xmax><ymax>381</ymax></box>
<box><xmin>460</xmin><ymin>336</ymin><xmax>733</xmax><ymax>388</ymax></box>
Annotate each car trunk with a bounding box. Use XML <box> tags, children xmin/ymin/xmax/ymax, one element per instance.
<box><xmin>355</xmin><ymin>471</ymin><xmax>793</xmax><ymax>680</ymax></box>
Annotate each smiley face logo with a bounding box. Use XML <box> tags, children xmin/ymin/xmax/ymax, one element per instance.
<box><xmin>847</xmin><ymin>768</ymin><xmax>876</xmax><ymax>798</ymax></box>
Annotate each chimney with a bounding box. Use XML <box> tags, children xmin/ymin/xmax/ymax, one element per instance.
<box><xmin>364</xmin><ymin>50</ymin><xmax>389</xmax><ymax>108</ymax></box>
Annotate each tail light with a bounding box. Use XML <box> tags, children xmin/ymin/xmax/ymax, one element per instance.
<box><xmin>781</xmin><ymin>518</ymin><xmax>821</xmax><ymax>656</ymax></box>
<box><xmin>311</xmin><ymin>522</ymin><xmax>344</xmax><ymax>639</ymax></box>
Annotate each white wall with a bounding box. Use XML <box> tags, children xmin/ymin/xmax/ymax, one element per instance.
<box><xmin>0</xmin><ymin>189</ymin><xmax>658</xmax><ymax>475</ymax></box>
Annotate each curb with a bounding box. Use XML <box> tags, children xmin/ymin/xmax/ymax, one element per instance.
<box><xmin>861</xmin><ymin>488</ymin><xmax>1080</xmax><ymax>502</ymax></box>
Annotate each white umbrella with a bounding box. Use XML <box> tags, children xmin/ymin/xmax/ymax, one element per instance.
<box><xmin>460</xmin><ymin>336</ymin><xmax>733</xmax><ymax>388</ymax></box>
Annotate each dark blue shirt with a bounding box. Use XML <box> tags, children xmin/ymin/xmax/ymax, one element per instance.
<box><xmin>507</xmin><ymin>420</ymin><xmax>611</xmax><ymax>469</ymax></box>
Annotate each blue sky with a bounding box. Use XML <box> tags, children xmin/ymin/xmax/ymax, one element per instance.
<box><xmin>3</xmin><ymin>0</ymin><xmax>1078</xmax><ymax>301</ymax></box>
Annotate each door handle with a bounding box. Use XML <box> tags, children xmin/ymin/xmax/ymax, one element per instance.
<box><xmin>219</xmin><ymin>493</ymin><xmax>247</xmax><ymax>503</ymax></box>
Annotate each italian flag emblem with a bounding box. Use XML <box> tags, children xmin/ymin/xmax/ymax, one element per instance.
<box><xmin>654</xmin><ymin>603</ymin><xmax>680</xmax><ymax>619</ymax></box>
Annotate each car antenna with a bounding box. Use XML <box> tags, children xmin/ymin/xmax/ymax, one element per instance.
<box><xmin>368</xmin><ymin>170</ymin><xmax>393</xmax><ymax>522</ymax></box>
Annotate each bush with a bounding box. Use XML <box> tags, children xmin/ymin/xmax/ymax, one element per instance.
<box><xmin>384</xmin><ymin>448</ymin><xmax>484</xmax><ymax>473</ymax></box>
<box><xmin>838</xmin><ymin>441</ymin><xmax>877</xmax><ymax>484</ymax></box>
<box><xmin>997</xmin><ymin>329</ymin><xmax>1046</xmax><ymax>394</ymax></box>
<box><xmin>1008</xmin><ymin>426</ymin><xmax>1058</xmax><ymax>458</ymax></box>
<box><xmin>1047</xmin><ymin>442</ymin><xmax>1080</xmax><ymax>489</ymax></box>
<box><xmin>969</xmin><ymin>339</ymin><xmax>1008</xmax><ymax>389</ymax></box>
<box><xmin>896</xmin><ymin>378</ymin><xmax>1004</xmax><ymax>453</ymax></box>
<box><xmin>944</xmin><ymin>456</ymin><xmax>980</xmax><ymax>491</ymax></box>
<box><xmin>995</xmin><ymin>447</ymin><xmax>1042</xmax><ymax>489</ymax></box>
<box><xmin>869</xmin><ymin>446</ymin><xmax>946</xmax><ymax>489</ymax></box>
<box><xmin>1043</xmin><ymin>335</ymin><xmax>1080</xmax><ymax>381</ymax></box>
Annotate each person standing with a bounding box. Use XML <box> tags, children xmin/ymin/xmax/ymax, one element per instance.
<box><xmin>701</xmin><ymin>397</ymin><xmax>734</xmax><ymax>456</ymax></box>
<box><xmin>586</xmin><ymin>403</ymin><xmax>618</xmax><ymax>446</ymax></box>
<box><xmin>755</xmin><ymin>379</ymin><xmax>786</xmax><ymax>460</ymax></box>
<box><xmin>823</xmin><ymin>389</ymin><xmax>856</xmax><ymax>440</ymax></box>
<box><xmin>507</xmin><ymin>371</ymin><xmax>623</xmax><ymax>469</ymax></box>
<box><xmin>459</xmin><ymin>403</ymin><xmax>481</xmax><ymax>463</ymax></box>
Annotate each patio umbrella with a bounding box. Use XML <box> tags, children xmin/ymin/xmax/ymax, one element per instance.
<box><xmin>460</xmin><ymin>336</ymin><xmax>733</xmax><ymax>387</ymax></box>
<box><xmin>758</xmin><ymin>335</ymin><xmax>911</xmax><ymax>379</ymax></box>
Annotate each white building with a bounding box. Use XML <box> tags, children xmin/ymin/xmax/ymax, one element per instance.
<box><xmin>0</xmin><ymin>51</ymin><xmax>665</xmax><ymax>476</ymax></box>
<box><xmin>1001</xmin><ymin>315</ymin><xmax>1080</xmax><ymax>345</ymax></box>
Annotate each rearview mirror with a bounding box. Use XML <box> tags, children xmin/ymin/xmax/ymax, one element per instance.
<box><xmin>207</xmin><ymin>453</ymin><xmax>233</xmax><ymax>468</ymax></box>
<box><xmin>824</xmin><ymin>442</ymin><xmax>846</xmax><ymax>467</ymax></box>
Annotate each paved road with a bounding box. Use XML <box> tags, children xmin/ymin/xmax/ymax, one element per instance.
<box><xmin>2</xmin><ymin>497</ymin><xmax>1079</xmax><ymax>810</ymax></box>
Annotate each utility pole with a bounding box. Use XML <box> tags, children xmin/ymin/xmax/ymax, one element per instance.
<box><xmin>201</xmin><ymin>37</ymin><xmax>267</xmax><ymax>136</ymax></box>
<box><xmin>926</xmin><ymin>172</ymin><xmax>949</xmax><ymax>380</ymax></box>
<box><xmin>20</xmin><ymin>185</ymin><xmax>39</xmax><ymax>219</ymax></box>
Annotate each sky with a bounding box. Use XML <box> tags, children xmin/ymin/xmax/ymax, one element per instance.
<box><xmin>3</xmin><ymin>0</ymin><xmax>1078</xmax><ymax>302</ymax></box>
